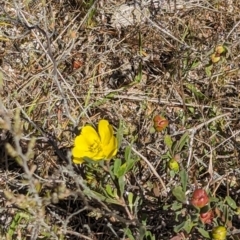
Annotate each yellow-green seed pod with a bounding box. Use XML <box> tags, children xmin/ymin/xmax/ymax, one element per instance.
<box><xmin>211</xmin><ymin>53</ymin><xmax>221</xmax><ymax>63</ymax></box>
<box><xmin>215</xmin><ymin>45</ymin><xmax>226</xmax><ymax>54</ymax></box>
<box><xmin>212</xmin><ymin>226</ymin><xmax>227</xmax><ymax>240</ymax></box>
<box><xmin>168</xmin><ymin>159</ymin><xmax>179</xmax><ymax>172</ymax></box>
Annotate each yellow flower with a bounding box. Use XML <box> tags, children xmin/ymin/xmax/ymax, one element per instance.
<box><xmin>72</xmin><ymin>120</ymin><xmax>118</xmax><ymax>164</ymax></box>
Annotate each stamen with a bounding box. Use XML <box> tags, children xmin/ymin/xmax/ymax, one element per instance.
<box><xmin>89</xmin><ymin>140</ymin><xmax>102</xmax><ymax>153</ymax></box>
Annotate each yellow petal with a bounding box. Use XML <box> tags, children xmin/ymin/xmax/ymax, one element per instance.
<box><xmin>72</xmin><ymin>144</ymin><xmax>86</xmax><ymax>164</ymax></box>
<box><xmin>72</xmin><ymin>144</ymin><xmax>87</xmax><ymax>159</ymax></box>
<box><xmin>74</xmin><ymin>135</ymin><xmax>91</xmax><ymax>153</ymax></box>
<box><xmin>80</xmin><ymin>125</ymin><xmax>100</xmax><ymax>145</ymax></box>
<box><xmin>72</xmin><ymin>156</ymin><xmax>84</xmax><ymax>164</ymax></box>
<box><xmin>73</xmin><ymin>135</ymin><xmax>97</xmax><ymax>158</ymax></box>
<box><xmin>72</xmin><ymin>144</ymin><xmax>103</xmax><ymax>162</ymax></box>
<box><xmin>98</xmin><ymin>120</ymin><xmax>113</xmax><ymax>146</ymax></box>
<box><xmin>102</xmin><ymin>135</ymin><xmax>118</xmax><ymax>160</ymax></box>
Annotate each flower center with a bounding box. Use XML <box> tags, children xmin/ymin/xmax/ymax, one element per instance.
<box><xmin>89</xmin><ymin>140</ymin><xmax>102</xmax><ymax>154</ymax></box>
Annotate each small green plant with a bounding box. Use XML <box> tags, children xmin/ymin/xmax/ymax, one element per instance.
<box><xmin>169</xmin><ymin>176</ymin><xmax>237</xmax><ymax>239</ymax></box>
<box><xmin>7</xmin><ymin>211</ymin><xmax>31</xmax><ymax>239</ymax></box>
<box><xmin>71</xmin><ymin>121</ymin><xmax>145</xmax><ymax>237</ymax></box>
<box><xmin>163</xmin><ymin>133</ymin><xmax>189</xmax><ymax>177</ymax></box>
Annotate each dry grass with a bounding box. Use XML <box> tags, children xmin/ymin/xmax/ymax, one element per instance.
<box><xmin>0</xmin><ymin>0</ymin><xmax>240</xmax><ymax>239</ymax></box>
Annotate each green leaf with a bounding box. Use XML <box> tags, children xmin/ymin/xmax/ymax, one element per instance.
<box><xmin>205</xmin><ymin>64</ymin><xmax>213</xmax><ymax>77</ymax></box>
<box><xmin>188</xmin><ymin>106</ymin><xmax>195</xmax><ymax>113</ymax></box>
<box><xmin>169</xmin><ymin>170</ymin><xmax>176</xmax><ymax>178</ymax></box>
<box><xmin>174</xmin><ymin>132</ymin><xmax>189</xmax><ymax>153</ymax></box>
<box><xmin>180</xmin><ymin>169</ymin><xmax>188</xmax><ymax>192</ymax></box>
<box><xmin>164</xmin><ymin>135</ymin><xmax>173</xmax><ymax>151</ymax></box>
<box><xmin>124</xmin><ymin>145</ymin><xmax>132</xmax><ymax>161</ymax></box>
<box><xmin>183</xmin><ymin>219</ymin><xmax>194</xmax><ymax>234</ymax></box>
<box><xmin>8</xmin><ymin>212</ymin><xmax>23</xmax><ymax>238</ymax></box>
<box><xmin>105</xmin><ymin>184</ymin><xmax>114</xmax><ymax>198</ymax></box>
<box><xmin>133</xmin><ymin>196</ymin><xmax>141</xmax><ymax>214</ymax></box>
<box><xmin>144</xmin><ymin>230</ymin><xmax>155</xmax><ymax>240</ymax></box>
<box><xmin>197</xmin><ymin>227</ymin><xmax>211</xmax><ymax>239</ymax></box>
<box><xmin>84</xmin><ymin>189</ymin><xmax>120</xmax><ymax>205</ymax></box>
<box><xmin>171</xmin><ymin>201</ymin><xmax>183</xmax><ymax>211</ymax></box>
<box><xmin>113</xmin><ymin>188</ymin><xmax>118</xmax><ymax>198</ymax></box>
<box><xmin>210</xmin><ymin>197</ymin><xmax>219</xmax><ymax>203</ymax></box>
<box><xmin>125</xmin><ymin>158</ymin><xmax>136</xmax><ymax>173</ymax></box>
<box><xmin>191</xmin><ymin>60</ymin><xmax>201</xmax><ymax>69</ymax></box>
<box><xmin>116</xmin><ymin>120</ymin><xmax>124</xmax><ymax>150</ymax></box>
<box><xmin>225</xmin><ymin>196</ymin><xmax>237</xmax><ymax>210</ymax></box>
<box><xmin>116</xmin><ymin>158</ymin><xmax>137</xmax><ymax>178</ymax></box>
<box><xmin>223</xmin><ymin>205</ymin><xmax>229</xmax><ymax>225</ymax></box>
<box><xmin>185</xmin><ymin>83</ymin><xmax>206</xmax><ymax>99</ymax></box>
<box><xmin>128</xmin><ymin>192</ymin><xmax>134</xmax><ymax>213</ymax></box>
<box><xmin>174</xmin><ymin>210</ymin><xmax>182</xmax><ymax>222</ymax></box>
<box><xmin>135</xmin><ymin>62</ymin><xmax>142</xmax><ymax>83</ymax></box>
<box><xmin>139</xmin><ymin>225</ymin><xmax>146</xmax><ymax>240</ymax></box>
<box><xmin>117</xmin><ymin>162</ymin><xmax>127</xmax><ymax>177</ymax></box>
<box><xmin>108</xmin><ymin>164</ymin><xmax>115</xmax><ymax>180</ymax></box>
<box><xmin>124</xmin><ymin>228</ymin><xmax>134</xmax><ymax>240</ymax></box>
<box><xmin>172</xmin><ymin>186</ymin><xmax>186</xmax><ymax>203</ymax></box>
<box><xmin>163</xmin><ymin>204</ymin><xmax>170</xmax><ymax>210</ymax></box>
<box><xmin>113</xmin><ymin>158</ymin><xmax>122</xmax><ymax>177</ymax></box>
<box><xmin>174</xmin><ymin>221</ymin><xmax>185</xmax><ymax>233</ymax></box>
<box><xmin>118</xmin><ymin>176</ymin><xmax>125</xmax><ymax>198</ymax></box>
